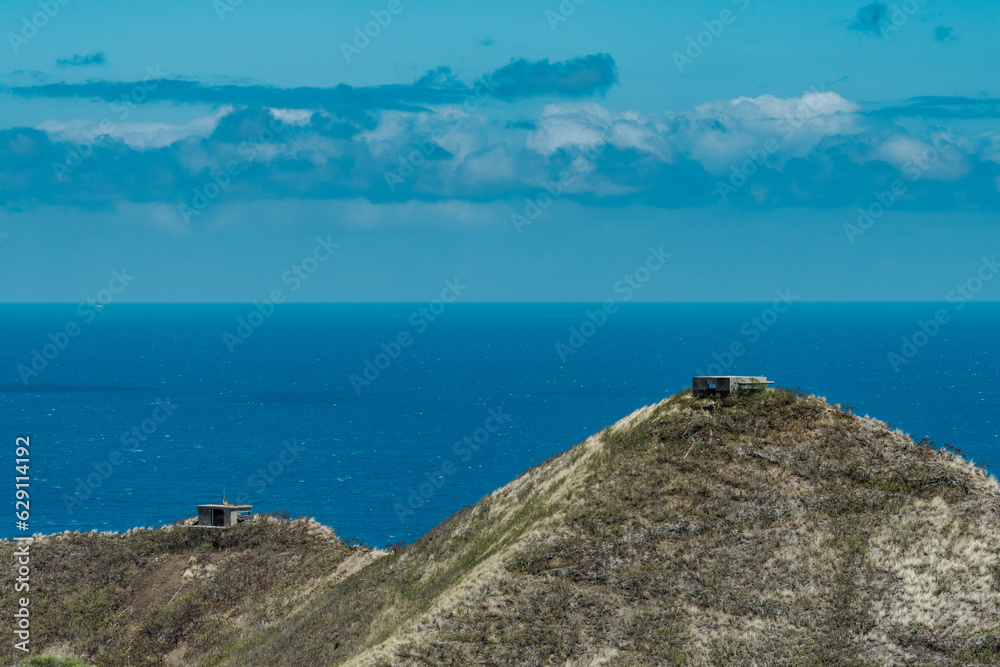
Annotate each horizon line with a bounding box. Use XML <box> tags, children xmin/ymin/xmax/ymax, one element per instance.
<box><xmin>2</xmin><ymin>301</ymin><xmax>999</xmax><ymax>306</ymax></box>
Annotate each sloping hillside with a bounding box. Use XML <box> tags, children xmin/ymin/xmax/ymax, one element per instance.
<box><xmin>1</xmin><ymin>515</ymin><xmax>382</xmax><ymax>666</ymax></box>
<box><xmin>6</xmin><ymin>388</ymin><xmax>1000</xmax><ymax>666</ymax></box>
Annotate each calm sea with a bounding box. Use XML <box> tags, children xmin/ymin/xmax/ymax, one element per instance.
<box><xmin>1</xmin><ymin>303</ymin><xmax>997</xmax><ymax>544</ymax></box>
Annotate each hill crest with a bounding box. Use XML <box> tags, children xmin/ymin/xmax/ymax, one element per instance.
<box><xmin>5</xmin><ymin>388</ymin><xmax>1000</xmax><ymax>666</ymax></box>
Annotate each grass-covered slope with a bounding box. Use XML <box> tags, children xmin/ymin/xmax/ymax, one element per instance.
<box><xmin>6</xmin><ymin>388</ymin><xmax>1000</xmax><ymax>665</ymax></box>
<box><xmin>1</xmin><ymin>516</ymin><xmax>379</xmax><ymax>666</ymax></box>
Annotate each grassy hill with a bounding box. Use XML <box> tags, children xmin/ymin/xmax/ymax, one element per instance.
<box><xmin>5</xmin><ymin>387</ymin><xmax>1000</xmax><ymax>666</ymax></box>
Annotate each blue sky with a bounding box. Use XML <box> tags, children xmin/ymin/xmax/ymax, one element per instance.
<box><xmin>1</xmin><ymin>0</ymin><xmax>998</xmax><ymax>301</ymax></box>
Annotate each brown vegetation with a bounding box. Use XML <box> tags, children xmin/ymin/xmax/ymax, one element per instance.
<box><xmin>5</xmin><ymin>388</ymin><xmax>1000</xmax><ymax>665</ymax></box>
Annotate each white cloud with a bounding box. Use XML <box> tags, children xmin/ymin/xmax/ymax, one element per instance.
<box><xmin>523</xmin><ymin>93</ymin><xmax>863</xmax><ymax>174</ymax></box>
<box><xmin>875</xmin><ymin>133</ymin><xmax>971</xmax><ymax>181</ymax></box>
<box><xmin>707</xmin><ymin>91</ymin><xmax>861</xmax><ymax>122</ymax></box>
<box><xmin>267</xmin><ymin>108</ymin><xmax>314</xmax><ymax>126</ymax></box>
<box><xmin>456</xmin><ymin>144</ymin><xmax>517</xmax><ymax>188</ymax></box>
<box><xmin>37</xmin><ymin>106</ymin><xmax>233</xmax><ymax>149</ymax></box>
<box><xmin>525</xmin><ymin>102</ymin><xmax>672</xmax><ymax>159</ymax></box>
<box><xmin>527</xmin><ymin>102</ymin><xmax>616</xmax><ymax>156</ymax></box>
<box><xmin>14</xmin><ymin>88</ymin><xmax>1000</xmax><ymax>212</ymax></box>
<box><xmin>680</xmin><ymin>91</ymin><xmax>864</xmax><ymax>173</ymax></box>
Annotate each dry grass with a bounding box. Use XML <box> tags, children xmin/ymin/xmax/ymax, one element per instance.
<box><xmin>1</xmin><ymin>515</ymin><xmax>369</xmax><ymax>667</ymax></box>
<box><xmin>5</xmin><ymin>388</ymin><xmax>1000</xmax><ymax>666</ymax></box>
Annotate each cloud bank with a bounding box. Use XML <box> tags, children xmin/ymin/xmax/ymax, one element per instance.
<box><xmin>6</xmin><ymin>54</ymin><xmax>618</xmax><ymax>115</ymax></box>
<box><xmin>56</xmin><ymin>52</ymin><xmax>106</xmax><ymax>67</ymax></box>
<box><xmin>2</xmin><ymin>55</ymin><xmax>998</xmax><ymax>220</ymax></box>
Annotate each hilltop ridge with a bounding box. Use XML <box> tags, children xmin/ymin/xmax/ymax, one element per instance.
<box><xmin>5</xmin><ymin>387</ymin><xmax>1000</xmax><ymax>666</ymax></box>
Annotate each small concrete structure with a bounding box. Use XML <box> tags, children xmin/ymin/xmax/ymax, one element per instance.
<box><xmin>692</xmin><ymin>376</ymin><xmax>774</xmax><ymax>398</ymax></box>
<box><xmin>196</xmin><ymin>499</ymin><xmax>252</xmax><ymax>527</ymax></box>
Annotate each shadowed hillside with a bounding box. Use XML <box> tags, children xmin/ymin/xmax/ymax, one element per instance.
<box><xmin>5</xmin><ymin>388</ymin><xmax>1000</xmax><ymax>666</ymax></box>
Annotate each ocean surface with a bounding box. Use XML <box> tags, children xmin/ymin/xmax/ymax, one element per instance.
<box><xmin>2</xmin><ymin>303</ymin><xmax>998</xmax><ymax>544</ymax></box>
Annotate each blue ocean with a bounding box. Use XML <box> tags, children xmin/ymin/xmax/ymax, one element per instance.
<box><xmin>2</xmin><ymin>303</ymin><xmax>998</xmax><ymax>544</ymax></box>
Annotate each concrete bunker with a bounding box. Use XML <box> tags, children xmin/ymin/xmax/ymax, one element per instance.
<box><xmin>196</xmin><ymin>499</ymin><xmax>252</xmax><ymax>527</ymax></box>
<box><xmin>692</xmin><ymin>375</ymin><xmax>774</xmax><ymax>398</ymax></box>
